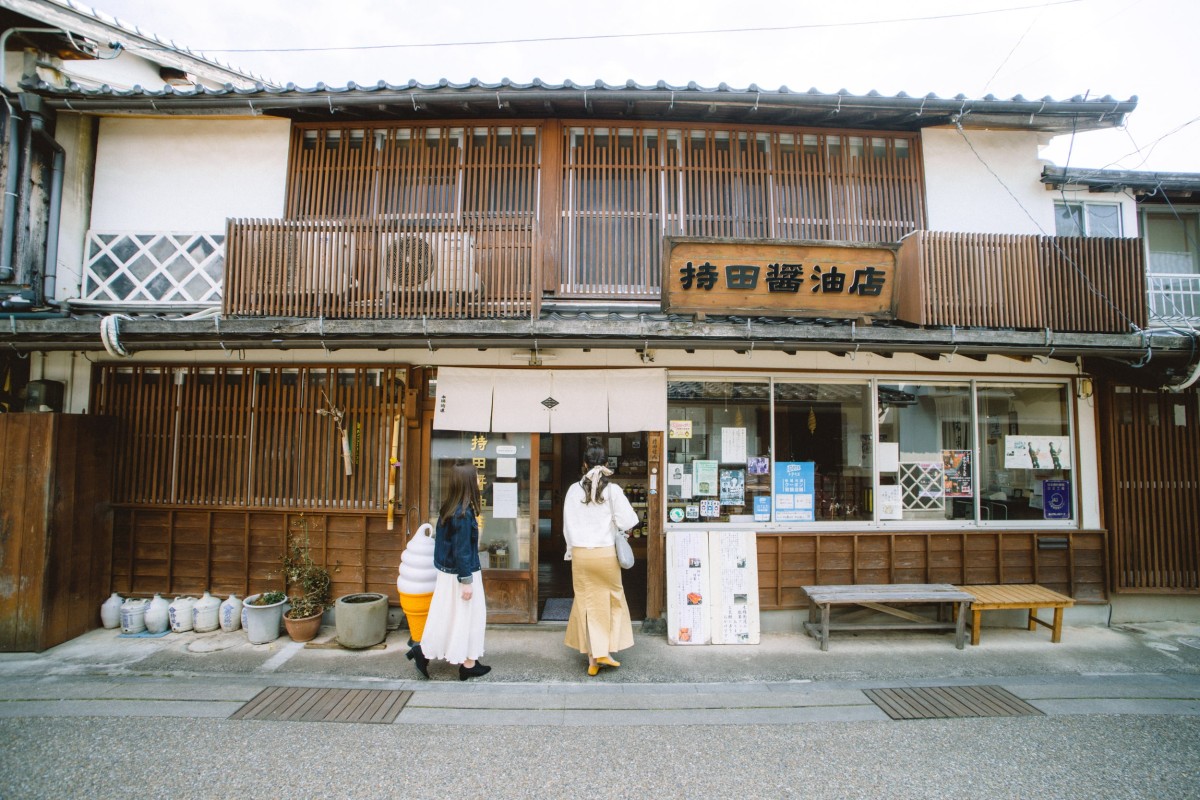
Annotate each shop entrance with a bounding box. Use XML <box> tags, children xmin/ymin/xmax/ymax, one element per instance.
<box><xmin>537</xmin><ymin>432</ymin><xmax>650</xmax><ymax>621</ymax></box>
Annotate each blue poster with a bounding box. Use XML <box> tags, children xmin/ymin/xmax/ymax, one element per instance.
<box><xmin>754</xmin><ymin>495</ymin><xmax>772</xmax><ymax>522</ymax></box>
<box><xmin>774</xmin><ymin>462</ymin><xmax>815</xmax><ymax>522</ymax></box>
<box><xmin>1043</xmin><ymin>479</ymin><xmax>1071</xmax><ymax>520</ymax></box>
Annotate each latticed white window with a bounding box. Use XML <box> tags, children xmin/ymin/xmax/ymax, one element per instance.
<box><xmin>82</xmin><ymin>232</ymin><xmax>224</xmax><ymax>306</ymax></box>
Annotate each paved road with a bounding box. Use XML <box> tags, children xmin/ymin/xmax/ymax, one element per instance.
<box><xmin>0</xmin><ymin>621</ymin><xmax>1197</xmax><ymax>798</ymax></box>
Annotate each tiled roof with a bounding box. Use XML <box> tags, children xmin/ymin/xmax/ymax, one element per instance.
<box><xmin>1042</xmin><ymin>166</ymin><xmax>1200</xmax><ymax>193</ymax></box>
<box><xmin>30</xmin><ymin>76</ymin><xmax>1135</xmax><ymax>133</ymax></box>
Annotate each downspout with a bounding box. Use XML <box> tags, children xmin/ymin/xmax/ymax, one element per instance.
<box><xmin>0</xmin><ymin>27</ymin><xmax>63</xmax><ymax>284</ymax></box>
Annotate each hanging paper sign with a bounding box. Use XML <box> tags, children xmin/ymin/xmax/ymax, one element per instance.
<box><xmin>721</xmin><ymin>427</ymin><xmax>747</xmax><ymax>463</ymax></box>
<box><xmin>1043</xmin><ymin>480</ymin><xmax>1071</xmax><ymax>520</ymax></box>
<box><xmin>754</xmin><ymin>495</ymin><xmax>772</xmax><ymax>522</ymax></box>
<box><xmin>943</xmin><ymin>450</ymin><xmax>972</xmax><ymax>497</ymax></box>
<box><xmin>719</xmin><ymin>469</ymin><xmax>745</xmax><ymax>506</ymax></box>
<box><xmin>693</xmin><ymin>460</ymin><xmax>719</xmax><ymax>496</ymax></box>
<box><xmin>669</xmin><ymin>420</ymin><xmax>693</xmax><ymax>439</ymax></box>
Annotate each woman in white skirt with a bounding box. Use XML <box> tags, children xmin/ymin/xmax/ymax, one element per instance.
<box><xmin>563</xmin><ymin>444</ymin><xmax>640</xmax><ymax>676</ymax></box>
<box><xmin>416</xmin><ymin>463</ymin><xmax>491</xmax><ymax>680</ymax></box>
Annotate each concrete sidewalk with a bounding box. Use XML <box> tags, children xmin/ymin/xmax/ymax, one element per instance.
<box><xmin>0</xmin><ymin>620</ymin><xmax>1198</xmax><ymax>725</ymax></box>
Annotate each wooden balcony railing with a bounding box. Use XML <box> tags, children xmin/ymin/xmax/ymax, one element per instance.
<box><xmin>224</xmin><ymin>218</ymin><xmax>537</xmax><ymax>319</ymax></box>
<box><xmin>896</xmin><ymin>231</ymin><xmax>1146</xmax><ymax>333</ymax></box>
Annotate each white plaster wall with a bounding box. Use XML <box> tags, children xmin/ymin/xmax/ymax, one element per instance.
<box><xmin>53</xmin><ymin>113</ymin><xmax>95</xmax><ymax>302</ymax></box>
<box><xmin>90</xmin><ymin>117</ymin><xmax>290</xmax><ymax>232</ymax></box>
<box><xmin>922</xmin><ymin>127</ymin><xmax>1054</xmax><ymax>234</ymax></box>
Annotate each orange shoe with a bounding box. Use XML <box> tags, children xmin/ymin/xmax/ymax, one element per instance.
<box><xmin>596</xmin><ymin>656</ymin><xmax>621</xmax><ymax>668</ymax></box>
<box><xmin>587</xmin><ymin>663</ymin><xmax>600</xmax><ymax>676</ymax></box>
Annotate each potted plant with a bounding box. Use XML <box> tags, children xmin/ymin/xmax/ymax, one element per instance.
<box><xmin>243</xmin><ymin>590</ymin><xmax>288</xmax><ymax>644</ymax></box>
<box><xmin>281</xmin><ymin>515</ymin><xmax>332</xmax><ymax>643</ymax></box>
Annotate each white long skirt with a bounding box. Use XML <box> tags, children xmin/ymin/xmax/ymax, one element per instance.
<box><xmin>420</xmin><ymin>570</ymin><xmax>487</xmax><ymax>665</ymax></box>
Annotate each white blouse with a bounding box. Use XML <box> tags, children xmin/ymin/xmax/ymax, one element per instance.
<box><xmin>562</xmin><ymin>481</ymin><xmax>640</xmax><ymax>560</ymax></box>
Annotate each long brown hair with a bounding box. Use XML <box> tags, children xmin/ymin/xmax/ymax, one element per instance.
<box><xmin>579</xmin><ymin>444</ymin><xmax>611</xmax><ymax>505</ymax></box>
<box><xmin>439</xmin><ymin>463</ymin><xmax>481</xmax><ymax>523</ymax></box>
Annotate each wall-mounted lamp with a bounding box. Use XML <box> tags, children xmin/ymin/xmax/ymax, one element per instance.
<box><xmin>1077</xmin><ymin>377</ymin><xmax>1094</xmax><ymax>399</ymax></box>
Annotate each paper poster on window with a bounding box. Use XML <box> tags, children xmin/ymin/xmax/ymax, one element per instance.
<box><xmin>943</xmin><ymin>449</ymin><xmax>972</xmax><ymax>497</ymax></box>
<box><xmin>700</xmin><ymin>499</ymin><xmax>721</xmax><ymax>517</ymax></box>
<box><xmin>747</xmin><ymin>456</ymin><xmax>769</xmax><ymax>475</ymax></box>
<box><xmin>754</xmin><ymin>495</ymin><xmax>772</xmax><ymax>522</ymax></box>
<box><xmin>667</xmin><ymin>463</ymin><xmax>685</xmax><ymax>484</ymax></box>
<box><xmin>1004</xmin><ymin>436</ymin><xmax>1071</xmax><ymax>470</ymax></box>
<box><xmin>719</xmin><ymin>469</ymin><xmax>745</xmax><ymax>506</ymax></box>
<box><xmin>492</xmin><ymin>482</ymin><xmax>518</xmax><ymax>519</ymax></box>
<box><xmin>878</xmin><ymin>485</ymin><xmax>903</xmax><ymax>519</ymax></box>
<box><xmin>878</xmin><ymin>441</ymin><xmax>900</xmax><ymax>473</ymax></box>
<box><xmin>774</xmin><ymin>461</ymin><xmax>815</xmax><ymax>522</ymax></box>
<box><xmin>721</xmin><ymin>427</ymin><xmax>747</xmax><ymax>464</ymax></box>
<box><xmin>693</xmin><ymin>460</ymin><xmax>719</xmax><ymax>496</ymax></box>
<box><xmin>1043</xmin><ymin>479</ymin><xmax>1071</xmax><ymax>519</ymax></box>
<box><xmin>496</xmin><ymin>457</ymin><xmax>516</xmax><ymax>479</ymax></box>
<box><xmin>669</xmin><ymin>420</ymin><xmax>693</xmax><ymax>439</ymax></box>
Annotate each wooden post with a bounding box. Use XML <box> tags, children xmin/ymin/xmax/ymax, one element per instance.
<box><xmin>643</xmin><ymin>431</ymin><xmax>666</xmax><ymax>631</ymax></box>
<box><xmin>386</xmin><ymin>414</ymin><xmax>400</xmax><ymax>530</ymax></box>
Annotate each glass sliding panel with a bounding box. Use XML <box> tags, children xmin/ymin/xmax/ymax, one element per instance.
<box><xmin>976</xmin><ymin>384</ymin><xmax>1072</xmax><ymax>522</ymax></box>
<box><xmin>773</xmin><ymin>382</ymin><xmax>872</xmax><ymax>521</ymax></box>
<box><xmin>429</xmin><ymin>431</ymin><xmax>532</xmax><ymax>570</ymax></box>
<box><xmin>877</xmin><ymin>383</ymin><xmax>975</xmax><ymax>521</ymax></box>
<box><xmin>666</xmin><ymin>380</ymin><xmax>770</xmax><ymax>524</ymax></box>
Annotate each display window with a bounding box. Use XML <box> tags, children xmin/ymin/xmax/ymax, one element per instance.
<box><xmin>666</xmin><ymin>376</ymin><xmax>1076</xmax><ymax>528</ymax></box>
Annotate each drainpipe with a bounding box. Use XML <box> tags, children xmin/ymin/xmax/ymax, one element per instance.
<box><xmin>1</xmin><ymin>27</ymin><xmax>63</xmax><ymax>284</ymax></box>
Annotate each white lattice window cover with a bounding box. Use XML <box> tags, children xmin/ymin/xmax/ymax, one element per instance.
<box><xmin>899</xmin><ymin>461</ymin><xmax>945</xmax><ymax>511</ymax></box>
<box><xmin>82</xmin><ymin>232</ymin><xmax>224</xmax><ymax>305</ymax></box>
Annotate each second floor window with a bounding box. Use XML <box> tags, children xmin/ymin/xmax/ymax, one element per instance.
<box><xmin>1054</xmin><ymin>201</ymin><xmax>1123</xmax><ymax>237</ymax></box>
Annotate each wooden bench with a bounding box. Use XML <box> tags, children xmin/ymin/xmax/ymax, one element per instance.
<box><xmin>955</xmin><ymin>584</ymin><xmax>1075</xmax><ymax>645</ymax></box>
<box><xmin>801</xmin><ymin>584</ymin><xmax>974</xmax><ymax>651</ymax></box>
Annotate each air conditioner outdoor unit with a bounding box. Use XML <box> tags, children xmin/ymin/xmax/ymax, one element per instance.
<box><xmin>379</xmin><ymin>232</ymin><xmax>479</xmax><ymax>294</ymax></box>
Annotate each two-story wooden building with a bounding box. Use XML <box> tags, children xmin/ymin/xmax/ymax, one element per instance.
<box><xmin>2</xmin><ymin>10</ymin><xmax>1197</xmax><ymax>644</ymax></box>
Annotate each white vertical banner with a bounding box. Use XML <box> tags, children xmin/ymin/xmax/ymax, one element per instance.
<box><xmin>708</xmin><ymin>530</ymin><xmax>760</xmax><ymax>645</ymax></box>
<box><xmin>666</xmin><ymin>530</ymin><xmax>711</xmax><ymax>645</ymax></box>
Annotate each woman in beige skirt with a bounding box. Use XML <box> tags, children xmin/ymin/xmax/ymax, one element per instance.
<box><xmin>563</xmin><ymin>444</ymin><xmax>640</xmax><ymax>676</ymax></box>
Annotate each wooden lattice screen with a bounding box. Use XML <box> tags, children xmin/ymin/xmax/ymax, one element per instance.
<box><xmin>1100</xmin><ymin>382</ymin><xmax>1200</xmax><ymax>592</ymax></box>
<box><xmin>558</xmin><ymin>126</ymin><xmax>926</xmax><ymax>297</ymax></box>
<box><xmin>91</xmin><ymin>365</ymin><xmax>407</xmax><ymax>509</ymax></box>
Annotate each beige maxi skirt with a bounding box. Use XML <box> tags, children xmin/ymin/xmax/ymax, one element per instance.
<box><xmin>564</xmin><ymin>545</ymin><xmax>634</xmax><ymax>659</ymax></box>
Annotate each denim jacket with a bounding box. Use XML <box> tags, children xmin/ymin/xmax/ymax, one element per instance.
<box><xmin>434</xmin><ymin>506</ymin><xmax>481</xmax><ymax>584</ymax></box>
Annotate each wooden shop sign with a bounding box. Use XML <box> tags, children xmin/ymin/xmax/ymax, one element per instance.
<box><xmin>662</xmin><ymin>237</ymin><xmax>897</xmax><ymax>319</ymax></box>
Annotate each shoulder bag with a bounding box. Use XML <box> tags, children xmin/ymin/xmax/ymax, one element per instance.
<box><xmin>609</xmin><ymin>485</ymin><xmax>636</xmax><ymax>569</ymax></box>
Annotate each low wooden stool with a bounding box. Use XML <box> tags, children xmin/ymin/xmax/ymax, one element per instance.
<box><xmin>955</xmin><ymin>584</ymin><xmax>1075</xmax><ymax>645</ymax></box>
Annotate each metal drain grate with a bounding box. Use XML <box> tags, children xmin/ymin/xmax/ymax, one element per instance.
<box><xmin>230</xmin><ymin>686</ymin><xmax>411</xmax><ymax>724</ymax></box>
<box><xmin>864</xmin><ymin>685</ymin><xmax>1043</xmax><ymax>720</ymax></box>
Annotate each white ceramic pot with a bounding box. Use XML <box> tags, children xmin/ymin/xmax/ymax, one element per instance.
<box><xmin>220</xmin><ymin>595</ymin><xmax>243</xmax><ymax>632</ymax></box>
<box><xmin>100</xmin><ymin>593</ymin><xmax>123</xmax><ymax>629</ymax></box>
<box><xmin>242</xmin><ymin>593</ymin><xmax>287</xmax><ymax>645</ymax></box>
<box><xmin>168</xmin><ymin>596</ymin><xmax>196</xmax><ymax>633</ymax></box>
<box><xmin>119</xmin><ymin>598</ymin><xmax>148</xmax><ymax>634</ymax></box>
<box><xmin>192</xmin><ymin>591</ymin><xmax>221</xmax><ymax>633</ymax></box>
<box><xmin>144</xmin><ymin>594</ymin><xmax>170</xmax><ymax>634</ymax></box>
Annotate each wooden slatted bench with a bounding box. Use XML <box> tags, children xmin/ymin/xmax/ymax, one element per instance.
<box><xmin>954</xmin><ymin>584</ymin><xmax>1075</xmax><ymax>645</ymax></box>
<box><xmin>801</xmin><ymin>584</ymin><xmax>975</xmax><ymax>651</ymax></box>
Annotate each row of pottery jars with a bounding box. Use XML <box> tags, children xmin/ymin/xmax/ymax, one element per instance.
<box><xmin>105</xmin><ymin>592</ymin><xmax>245</xmax><ymax>634</ymax></box>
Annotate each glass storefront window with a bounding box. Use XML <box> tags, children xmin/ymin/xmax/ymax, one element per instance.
<box><xmin>429</xmin><ymin>430</ymin><xmax>532</xmax><ymax>570</ymax></box>
<box><xmin>774</xmin><ymin>382</ymin><xmax>872</xmax><ymax>521</ymax></box>
<box><xmin>665</xmin><ymin>380</ymin><xmax>770</xmax><ymax>524</ymax></box>
<box><xmin>976</xmin><ymin>384</ymin><xmax>1072</xmax><ymax>522</ymax></box>
<box><xmin>877</xmin><ymin>383</ymin><xmax>975</xmax><ymax>521</ymax></box>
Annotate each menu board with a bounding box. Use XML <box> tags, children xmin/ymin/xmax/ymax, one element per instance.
<box><xmin>667</xmin><ymin>530</ymin><xmax>760</xmax><ymax>646</ymax></box>
<box><xmin>667</xmin><ymin>530</ymin><xmax>710</xmax><ymax>645</ymax></box>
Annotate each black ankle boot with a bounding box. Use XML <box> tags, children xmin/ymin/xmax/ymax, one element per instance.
<box><xmin>406</xmin><ymin>643</ymin><xmax>430</xmax><ymax>679</ymax></box>
<box><xmin>459</xmin><ymin>661</ymin><xmax>491</xmax><ymax>680</ymax></box>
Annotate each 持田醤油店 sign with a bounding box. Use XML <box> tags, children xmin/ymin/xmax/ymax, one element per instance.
<box><xmin>661</xmin><ymin>237</ymin><xmax>897</xmax><ymax>318</ymax></box>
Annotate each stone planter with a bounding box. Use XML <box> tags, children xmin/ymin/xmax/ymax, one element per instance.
<box><xmin>243</xmin><ymin>593</ymin><xmax>287</xmax><ymax>645</ymax></box>
<box><xmin>335</xmin><ymin>593</ymin><xmax>388</xmax><ymax>649</ymax></box>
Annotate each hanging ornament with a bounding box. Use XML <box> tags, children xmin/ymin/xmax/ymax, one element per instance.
<box><xmin>808</xmin><ymin>407</ymin><xmax>817</xmax><ymax>434</ymax></box>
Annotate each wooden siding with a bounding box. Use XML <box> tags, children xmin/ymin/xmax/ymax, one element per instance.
<box><xmin>1100</xmin><ymin>383</ymin><xmax>1200</xmax><ymax>593</ymax></box>
<box><xmin>0</xmin><ymin>414</ymin><xmax>115</xmax><ymax>651</ymax></box>
<box><xmin>756</xmin><ymin>531</ymin><xmax>1107</xmax><ymax>609</ymax></box>
<box><xmin>111</xmin><ymin>508</ymin><xmax>403</xmax><ymax>602</ymax></box>
<box><xmin>90</xmin><ymin>365</ymin><xmax>407</xmax><ymax>510</ymax></box>
<box><xmin>896</xmin><ymin>231</ymin><xmax>1146</xmax><ymax>332</ymax></box>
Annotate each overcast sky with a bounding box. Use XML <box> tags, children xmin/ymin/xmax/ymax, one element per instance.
<box><xmin>91</xmin><ymin>0</ymin><xmax>1199</xmax><ymax>173</ymax></box>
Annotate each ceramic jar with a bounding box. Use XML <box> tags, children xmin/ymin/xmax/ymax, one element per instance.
<box><xmin>219</xmin><ymin>594</ymin><xmax>243</xmax><ymax>632</ymax></box>
<box><xmin>242</xmin><ymin>593</ymin><xmax>287</xmax><ymax>645</ymax></box>
<box><xmin>100</xmin><ymin>593</ymin><xmax>123</xmax><ymax>629</ymax></box>
<box><xmin>192</xmin><ymin>591</ymin><xmax>221</xmax><ymax>633</ymax></box>
<box><xmin>168</xmin><ymin>596</ymin><xmax>196</xmax><ymax>633</ymax></box>
<box><xmin>144</xmin><ymin>594</ymin><xmax>170</xmax><ymax>634</ymax></box>
<box><xmin>119</xmin><ymin>598</ymin><xmax>148</xmax><ymax>634</ymax></box>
